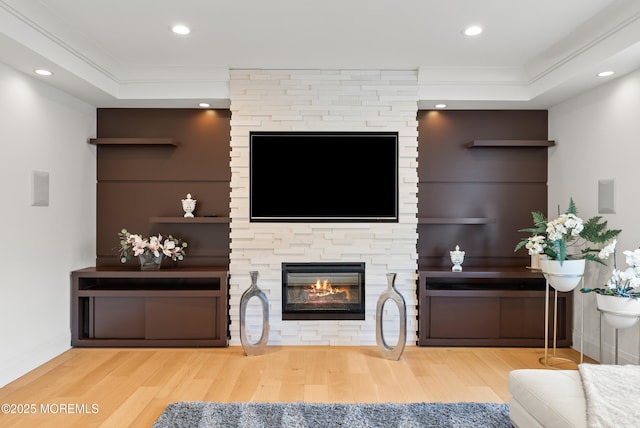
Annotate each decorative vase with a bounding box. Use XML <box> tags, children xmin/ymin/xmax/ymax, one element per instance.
<box><xmin>540</xmin><ymin>259</ymin><xmax>585</xmax><ymax>292</ymax></box>
<box><xmin>239</xmin><ymin>271</ymin><xmax>269</xmax><ymax>356</ymax></box>
<box><xmin>181</xmin><ymin>193</ymin><xmax>196</xmax><ymax>218</ymax></box>
<box><xmin>596</xmin><ymin>294</ymin><xmax>640</xmax><ymax>330</ymax></box>
<box><xmin>530</xmin><ymin>253</ymin><xmax>541</xmax><ymax>270</ymax></box>
<box><xmin>138</xmin><ymin>252</ymin><xmax>163</xmax><ymax>270</ymax></box>
<box><xmin>376</xmin><ymin>273</ymin><xmax>407</xmax><ymax>360</ymax></box>
<box><xmin>450</xmin><ymin>245</ymin><xmax>465</xmax><ymax>272</ymax></box>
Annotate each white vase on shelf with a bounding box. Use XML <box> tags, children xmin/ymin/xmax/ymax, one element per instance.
<box><xmin>450</xmin><ymin>245</ymin><xmax>465</xmax><ymax>272</ymax></box>
<box><xmin>530</xmin><ymin>253</ymin><xmax>541</xmax><ymax>270</ymax></box>
<box><xmin>540</xmin><ymin>258</ymin><xmax>585</xmax><ymax>292</ymax></box>
<box><xmin>181</xmin><ymin>193</ymin><xmax>196</xmax><ymax>218</ymax></box>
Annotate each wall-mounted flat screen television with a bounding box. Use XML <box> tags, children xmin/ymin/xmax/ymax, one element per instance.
<box><xmin>250</xmin><ymin>131</ymin><xmax>398</xmax><ymax>222</ymax></box>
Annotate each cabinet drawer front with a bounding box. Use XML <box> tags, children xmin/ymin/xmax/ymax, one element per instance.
<box><xmin>145</xmin><ymin>297</ymin><xmax>218</xmax><ymax>339</ymax></box>
<box><xmin>429</xmin><ymin>297</ymin><xmax>500</xmax><ymax>338</ymax></box>
<box><xmin>94</xmin><ymin>297</ymin><xmax>145</xmax><ymax>339</ymax></box>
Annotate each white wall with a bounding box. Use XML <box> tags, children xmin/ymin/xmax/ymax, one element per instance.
<box><xmin>229</xmin><ymin>70</ymin><xmax>419</xmax><ymax>346</ymax></box>
<box><xmin>0</xmin><ymin>62</ymin><xmax>96</xmax><ymax>387</ymax></box>
<box><xmin>549</xmin><ymin>67</ymin><xmax>640</xmax><ymax>364</ymax></box>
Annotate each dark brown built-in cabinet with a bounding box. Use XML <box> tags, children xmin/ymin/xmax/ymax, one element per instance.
<box><xmin>71</xmin><ymin>267</ymin><xmax>229</xmax><ymax>346</ymax></box>
<box><xmin>71</xmin><ymin>109</ymin><xmax>232</xmax><ymax>347</ymax></box>
<box><xmin>416</xmin><ymin>110</ymin><xmax>571</xmax><ymax>347</ymax></box>
<box><xmin>71</xmin><ymin>108</ymin><xmax>571</xmax><ymax>348</ymax></box>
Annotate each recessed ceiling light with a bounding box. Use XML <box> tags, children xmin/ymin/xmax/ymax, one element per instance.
<box><xmin>172</xmin><ymin>24</ymin><xmax>190</xmax><ymax>35</ymax></box>
<box><xmin>597</xmin><ymin>71</ymin><xmax>615</xmax><ymax>77</ymax></box>
<box><xmin>35</xmin><ymin>69</ymin><xmax>52</xmax><ymax>76</ymax></box>
<box><xmin>435</xmin><ymin>103</ymin><xmax>447</xmax><ymax>109</ymax></box>
<box><xmin>198</xmin><ymin>102</ymin><xmax>211</xmax><ymax>108</ymax></box>
<box><xmin>464</xmin><ymin>26</ymin><xmax>483</xmax><ymax>36</ymax></box>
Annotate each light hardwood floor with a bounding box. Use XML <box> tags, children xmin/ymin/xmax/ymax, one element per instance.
<box><xmin>0</xmin><ymin>346</ymin><xmax>588</xmax><ymax>427</ymax></box>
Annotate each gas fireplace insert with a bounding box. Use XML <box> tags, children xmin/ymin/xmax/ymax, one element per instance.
<box><xmin>282</xmin><ymin>262</ymin><xmax>365</xmax><ymax>320</ymax></box>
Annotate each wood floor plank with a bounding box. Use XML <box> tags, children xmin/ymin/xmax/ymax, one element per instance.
<box><xmin>0</xmin><ymin>346</ymin><xmax>590</xmax><ymax>427</ymax></box>
<box><xmin>278</xmin><ymin>382</ymin><xmax>305</xmax><ymax>402</ymax></box>
<box><xmin>303</xmin><ymin>384</ymin><xmax>329</xmax><ymax>402</ymax></box>
<box><xmin>100</xmin><ymin>386</ymin><xmax>160</xmax><ymax>428</ymax></box>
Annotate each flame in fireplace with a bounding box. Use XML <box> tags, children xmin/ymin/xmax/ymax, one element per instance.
<box><xmin>308</xmin><ymin>279</ymin><xmax>350</xmax><ymax>300</ymax></box>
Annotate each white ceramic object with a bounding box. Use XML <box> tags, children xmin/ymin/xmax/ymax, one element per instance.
<box><xmin>181</xmin><ymin>193</ymin><xmax>196</xmax><ymax>218</ymax></box>
<box><xmin>450</xmin><ymin>245</ymin><xmax>465</xmax><ymax>272</ymax></box>
<box><xmin>596</xmin><ymin>294</ymin><xmax>640</xmax><ymax>329</ymax></box>
<box><xmin>530</xmin><ymin>253</ymin><xmax>541</xmax><ymax>270</ymax></box>
<box><xmin>540</xmin><ymin>259</ymin><xmax>585</xmax><ymax>292</ymax></box>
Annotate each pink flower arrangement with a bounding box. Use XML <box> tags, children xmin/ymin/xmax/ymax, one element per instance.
<box><xmin>118</xmin><ymin>228</ymin><xmax>187</xmax><ymax>263</ymax></box>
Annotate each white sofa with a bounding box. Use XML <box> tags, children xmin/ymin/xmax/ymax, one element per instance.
<box><xmin>508</xmin><ymin>369</ymin><xmax>587</xmax><ymax>428</ymax></box>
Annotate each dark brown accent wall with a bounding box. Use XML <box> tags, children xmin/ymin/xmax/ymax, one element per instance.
<box><xmin>95</xmin><ymin>108</ymin><xmax>231</xmax><ymax>268</ymax></box>
<box><xmin>417</xmin><ymin>110</ymin><xmax>550</xmax><ymax>268</ymax></box>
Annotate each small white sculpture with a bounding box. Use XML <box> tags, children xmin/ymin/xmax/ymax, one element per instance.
<box><xmin>181</xmin><ymin>193</ymin><xmax>196</xmax><ymax>218</ymax></box>
<box><xmin>450</xmin><ymin>245</ymin><xmax>465</xmax><ymax>272</ymax></box>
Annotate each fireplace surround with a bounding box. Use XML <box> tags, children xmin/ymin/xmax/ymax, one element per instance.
<box><xmin>228</xmin><ymin>69</ymin><xmax>420</xmax><ymax>345</ymax></box>
<box><xmin>282</xmin><ymin>262</ymin><xmax>366</xmax><ymax>320</ymax></box>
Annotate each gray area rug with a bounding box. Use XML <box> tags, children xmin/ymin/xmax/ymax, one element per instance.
<box><xmin>151</xmin><ymin>401</ymin><xmax>511</xmax><ymax>427</ymax></box>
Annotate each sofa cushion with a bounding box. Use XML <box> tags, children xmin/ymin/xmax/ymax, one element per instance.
<box><xmin>509</xmin><ymin>369</ymin><xmax>587</xmax><ymax>428</ymax></box>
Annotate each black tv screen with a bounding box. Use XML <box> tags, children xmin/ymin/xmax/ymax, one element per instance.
<box><xmin>250</xmin><ymin>131</ymin><xmax>398</xmax><ymax>222</ymax></box>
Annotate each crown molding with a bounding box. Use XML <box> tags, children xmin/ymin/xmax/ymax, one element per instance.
<box><xmin>2</xmin><ymin>0</ymin><xmax>640</xmax><ymax>109</ymax></box>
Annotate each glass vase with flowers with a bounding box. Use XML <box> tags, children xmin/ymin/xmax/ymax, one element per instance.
<box><xmin>118</xmin><ymin>228</ymin><xmax>188</xmax><ymax>270</ymax></box>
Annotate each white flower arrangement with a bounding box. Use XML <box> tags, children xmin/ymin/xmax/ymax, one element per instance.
<box><xmin>582</xmin><ymin>244</ymin><xmax>640</xmax><ymax>298</ymax></box>
<box><xmin>118</xmin><ymin>228</ymin><xmax>187</xmax><ymax>263</ymax></box>
<box><xmin>515</xmin><ymin>198</ymin><xmax>620</xmax><ymax>265</ymax></box>
<box><xmin>598</xmin><ymin>239</ymin><xmax>617</xmax><ymax>260</ymax></box>
<box><xmin>546</xmin><ymin>213</ymin><xmax>584</xmax><ymax>242</ymax></box>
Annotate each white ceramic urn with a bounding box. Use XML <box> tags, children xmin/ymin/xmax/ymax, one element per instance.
<box><xmin>450</xmin><ymin>245</ymin><xmax>465</xmax><ymax>272</ymax></box>
<box><xmin>181</xmin><ymin>193</ymin><xmax>196</xmax><ymax>218</ymax></box>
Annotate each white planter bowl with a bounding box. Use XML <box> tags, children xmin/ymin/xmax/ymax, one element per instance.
<box><xmin>540</xmin><ymin>259</ymin><xmax>585</xmax><ymax>292</ymax></box>
<box><xmin>596</xmin><ymin>294</ymin><xmax>640</xmax><ymax>330</ymax></box>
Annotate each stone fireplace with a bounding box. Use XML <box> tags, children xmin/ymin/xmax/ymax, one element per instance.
<box><xmin>228</xmin><ymin>69</ymin><xmax>419</xmax><ymax>346</ymax></box>
<box><xmin>282</xmin><ymin>262</ymin><xmax>365</xmax><ymax>320</ymax></box>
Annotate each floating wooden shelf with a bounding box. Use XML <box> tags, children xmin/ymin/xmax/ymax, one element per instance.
<box><xmin>418</xmin><ymin>217</ymin><xmax>496</xmax><ymax>225</ymax></box>
<box><xmin>149</xmin><ymin>216</ymin><xmax>230</xmax><ymax>224</ymax></box>
<box><xmin>465</xmin><ymin>139</ymin><xmax>555</xmax><ymax>148</ymax></box>
<box><xmin>89</xmin><ymin>138</ymin><xmax>178</xmax><ymax>146</ymax></box>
